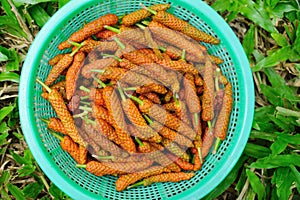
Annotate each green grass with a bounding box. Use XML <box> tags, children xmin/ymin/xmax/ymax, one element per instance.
<box><xmin>0</xmin><ymin>0</ymin><xmax>299</xmax><ymax>199</ymax></box>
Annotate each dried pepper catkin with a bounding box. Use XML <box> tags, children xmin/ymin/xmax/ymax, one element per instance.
<box><xmin>48</xmin><ymin>54</ymin><xmax>65</xmax><ymax>66</ymax></box>
<box><xmin>130</xmin><ymin>172</ymin><xmax>195</xmax><ymax>188</ymax></box>
<box><xmin>214</xmin><ymin>82</ymin><xmax>233</xmax><ymax>140</ymax></box>
<box><xmin>139</xmin><ymin>97</ymin><xmax>196</xmax><ymax>140</ymax></box>
<box><xmin>82</xmin><ymin>122</ymin><xmax>125</xmax><ymax>157</ymax></box>
<box><xmin>81</xmin><ymin>57</ymin><xmax>118</xmax><ymax>79</ymax></box>
<box><xmin>143</xmin><ymin>92</ymin><xmax>161</xmax><ymax>104</ymax></box>
<box><xmin>93</xmin><ymin>117</ymin><xmax>121</xmax><ymax>145</ymax></box>
<box><xmin>122</xmin><ymin>4</ymin><xmax>170</xmax><ymax>26</ymax></box>
<box><xmin>136</xmin><ymin>83</ymin><xmax>167</xmax><ymax>94</ymax></box>
<box><xmin>102</xmin><ymin>86</ymin><xmax>136</xmax><ymax>153</ymax></box>
<box><xmin>37</xmin><ymin>79</ymin><xmax>85</xmax><ymax>146</ymax></box>
<box><xmin>183</xmin><ymin>73</ymin><xmax>201</xmax><ymax>113</ymax></box>
<box><xmin>116</xmin><ymin>166</ymin><xmax>171</xmax><ymax>191</ymax></box>
<box><xmin>58</xmin><ymin>14</ymin><xmax>118</xmax><ymax>50</ymax></box>
<box><xmin>148</xmin><ymin>21</ymin><xmax>205</xmax><ymax>62</ymax></box>
<box><xmin>202</xmin><ymin>61</ymin><xmax>215</xmax><ymax>121</ymax></box>
<box><xmin>41</xmin><ymin>117</ymin><xmax>67</xmax><ymax>135</ymax></box>
<box><xmin>201</xmin><ymin>127</ymin><xmax>215</xmax><ymax>159</ymax></box>
<box><xmin>49</xmin><ymin>130</ymin><xmax>87</xmax><ymax>164</ymax></box>
<box><xmin>151</xmin><ymin>10</ymin><xmax>219</xmax><ymax>44</ymax></box>
<box><xmin>128</xmin><ymin>125</ymin><xmax>162</xmax><ymax>143</ymax></box>
<box><xmin>162</xmin><ymin>138</ymin><xmax>190</xmax><ymax>162</ymax></box>
<box><xmin>167</xmin><ymin>154</ymin><xmax>194</xmax><ymax>171</ymax></box>
<box><xmin>66</xmin><ymin>52</ymin><xmax>85</xmax><ymax>100</ymax></box>
<box><xmin>95</xmin><ymin>29</ymin><xmax>117</xmax><ymax>39</ymax></box>
<box><xmin>91</xmin><ymin>104</ymin><xmax>114</xmax><ymax>125</ymax></box>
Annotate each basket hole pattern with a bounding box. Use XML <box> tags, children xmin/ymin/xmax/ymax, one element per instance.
<box><xmin>33</xmin><ymin>0</ymin><xmax>241</xmax><ymax>199</ymax></box>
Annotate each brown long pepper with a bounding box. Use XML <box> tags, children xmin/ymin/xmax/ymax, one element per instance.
<box><xmin>91</xmin><ymin>104</ymin><xmax>114</xmax><ymax>125</ymax></box>
<box><xmin>66</xmin><ymin>52</ymin><xmax>86</xmax><ymax>100</ymax></box>
<box><xmin>48</xmin><ymin>54</ymin><xmax>65</xmax><ymax>66</ymax></box>
<box><xmin>79</xmin><ymin>87</ymin><xmax>105</xmax><ymax>106</ymax></box>
<box><xmin>139</xmin><ymin>97</ymin><xmax>196</xmax><ymax>140</ymax></box>
<box><xmin>122</xmin><ymin>4</ymin><xmax>170</xmax><ymax>26</ymax></box>
<box><xmin>82</xmin><ymin>122</ymin><xmax>125</xmax><ymax>157</ymax></box>
<box><xmin>214</xmin><ymin>82</ymin><xmax>233</xmax><ymax>140</ymax></box>
<box><xmin>45</xmin><ymin>53</ymin><xmax>74</xmax><ymax>86</ymax></box>
<box><xmin>102</xmin><ymin>86</ymin><xmax>136</xmax><ymax>153</ymax></box>
<box><xmin>58</xmin><ymin>14</ymin><xmax>118</xmax><ymax>50</ymax></box>
<box><xmin>201</xmin><ymin>127</ymin><xmax>215</xmax><ymax>159</ymax></box>
<box><xmin>162</xmin><ymin>138</ymin><xmax>190</xmax><ymax>162</ymax></box>
<box><xmin>41</xmin><ymin>117</ymin><xmax>67</xmax><ymax>135</ymax></box>
<box><xmin>115</xmin><ymin>166</ymin><xmax>171</xmax><ymax>191</ymax></box>
<box><xmin>95</xmin><ymin>29</ymin><xmax>117</xmax><ymax>40</ymax></box>
<box><xmin>128</xmin><ymin>125</ymin><xmax>162</xmax><ymax>143</ymax></box>
<box><xmin>49</xmin><ymin>130</ymin><xmax>87</xmax><ymax>164</ymax></box>
<box><xmin>130</xmin><ymin>172</ymin><xmax>195</xmax><ymax>188</ymax></box>
<box><xmin>148</xmin><ymin>21</ymin><xmax>206</xmax><ymax>62</ymax></box>
<box><xmin>151</xmin><ymin>10</ymin><xmax>219</xmax><ymax>44</ymax></box>
<box><xmin>37</xmin><ymin>79</ymin><xmax>85</xmax><ymax>146</ymax></box>
<box><xmin>183</xmin><ymin>73</ymin><xmax>201</xmax><ymax>113</ymax></box>
<box><xmin>142</xmin><ymin>92</ymin><xmax>161</xmax><ymax>104</ymax></box>
<box><xmin>202</xmin><ymin>61</ymin><xmax>215</xmax><ymax>121</ymax></box>
<box><xmin>136</xmin><ymin>83</ymin><xmax>167</xmax><ymax>94</ymax></box>
<box><xmin>166</xmin><ymin>154</ymin><xmax>194</xmax><ymax>171</ymax></box>
<box><xmin>93</xmin><ymin>117</ymin><xmax>121</xmax><ymax>145</ymax></box>
<box><xmin>81</xmin><ymin>57</ymin><xmax>118</xmax><ymax>79</ymax></box>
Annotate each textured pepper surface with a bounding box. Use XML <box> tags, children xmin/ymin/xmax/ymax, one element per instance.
<box><xmin>142</xmin><ymin>172</ymin><xmax>195</xmax><ymax>186</ymax></box>
<box><xmin>48</xmin><ymin>89</ymin><xmax>84</xmax><ymax>146</ymax></box>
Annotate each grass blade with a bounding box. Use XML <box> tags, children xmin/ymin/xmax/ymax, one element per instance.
<box><xmin>246</xmin><ymin>169</ymin><xmax>266</xmax><ymax>200</ymax></box>
<box><xmin>249</xmin><ymin>154</ymin><xmax>300</xmax><ymax>169</ymax></box>
<box><xmin>0</xmin><ymin>105</ymin><xmax>14</xmax><ymax>122</ymax></box>
<box><xmin>0</xmin><ymin>72</ymin><xmax>20</xmax><ymax>83</ymax></box>
<box><xmin>7</xmin><ymin>183</ymin><xmax>25</xmax><ymax>200</ymax></box>
<box><xmin>28</xmin><ymin>4</ymin><xmax>50</xmax><ymax>28</ymax></box>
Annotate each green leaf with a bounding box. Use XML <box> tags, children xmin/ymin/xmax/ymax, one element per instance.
<box><xmin>271</xmin><ymin>33</ymin><xmax>289</xmax><ymax>47</ymax></box>
<box><xmin>294</xmin><ymin>22</ymin><xmax>300</xmax><ymax>55</ymax></box>
<box><xmin>23</xmin><ymin>182</ymin><xmax>44</xmax><ymax>199</ymax></box>
<box><xmin>271</xmin><ymin>3</ymin><xmax>297</xmax><ymax>18</ymax></box>
<box><xmin>265</xmin><ymin>0</ymin><xmax>279</xmax><ymax>9</ymax></box>
<box><xmin>5</xmin><ymin>49</ymin><xmax>19</xmax><ymax>71</ymax></box>
<box><xmin>9</xmin><ymin>150</ymin><xmax>26</xmax><ymax>165</ymax></box>
<box><xmin>0</xmin><ymin>170</ymin><xmax>10</xmax><ymax>185</ymax></box>
<box><xmin>235</xmin><ymin>168</ymin><xmax>247</xmax><ymax>193</ymax></box>
<box><xmin>0</xmin><ymin>132</ymin><xmax>9</xmax><ymax>145</ymax></box>
<box><xmin>12</xmin><ymin>0</ymin><xmax>56</xmax><ymax>7</ymax></box>
<box><xmin>244</xmin><ymin>143</ymin><xmax>271</xmax><ymax>158</ymax></box>
<box><xmin>58</xmin><ymin>0</ymin><xmax>70</xmax><ymax>8</ymax></box>
<box><xmin>0</xmin><ymin>122</ymin><xmax>10</xmax><ymax>134</ymax></box>
<box><xmin>250</xmin><ymin>131</ymin><xmax>277</xmax><ymax>141</ymax></box>
<box><xmin>252</xmin><ymin>106</ymin><xmax>277</xmax><ymax>132</ymax></box>
<box><xmin>24</xmin><ymin>148</ymin><xmax>34</xmax><ymax>164</ymax></box>
<box><xmin>28</xmin><ymin>4</ymin><xmax>50</xmax><ymax>27</ymax></box>
<box><xmin>0</xmin><ymin>105</ymin><xmax>14</xmax><ymax>122</ymax></box>
<box><xmin>18</xmin><ymin>164</ymin><xmax>36</xmax><ymax>177</ymax></box>
<box><xmin>268</xmin><ymin>114</ymin><xmax>294</xmax><ymax>131</ymax></box>
<box><xmin>290</xmin><ymin>165</ymin><xmax>300</xmax><ymax>193</ymax></box>
<box><xmin>1</xmin><ymin>188</ymin><xmax>11</xmax><ymax>200</ymax></box>
<box><xmin>0</xmin><ymin>52</ymin><xmax>8</xmax><ymax>62</ymax></box>
<box><xmin>277</xmin><ymin>134</ymin><xmax>300</xmax><ymax>145</ymax></box>
<box><xmin>242</xmin><ymin>24</ymin><xmax>255</xmax><ymax>59</ymax></box>
<box><xmin>49</xmin><ymin>183</ymin><xmax>70</xmax><ymax>199</ymax></box>
<box><xmin>272</xmin><ymin>167</ymin><xmax>293</xmax><ymax>200</ymax></box>
<box><xmin>246</xmin><ymin>169</ymin><xmax>266</xmax><ymax>200</ymax></box>
<box><xmin>253</xmin><ymin>46</ymin><xmax>291</xmax><ymax>71</ymax></box>
<box><xmin>0</xmin><ymin>72</ymin><xmax>20</xmax><ymax>83</ymax></box>
<box><xmin>203</xmin><ymin>156</ymin><xmax>247</xmax><ymax>199</ymax></box>
<box><xmin>7</xmin><ymin>183</ymin><xmax>25</xmax><ymax>200</ymax></box>
<box><xmin>249</xmin><ymin>154</ymin><xmax>300</xmax><ymax>169</ymax></box>
<box><xmin>260</xmin><ymin>85</ymin><xmax>282</xmax><ymax>107</ymax></box>
<box><xmin>270</xmin><ymin>138</ymin><xmax>288</xmax><ymax>155</ymax></box>
<box><xmin>239</xmin><ymin>0</ymin><xmax>277</xmax><ymax>33</ymax></box>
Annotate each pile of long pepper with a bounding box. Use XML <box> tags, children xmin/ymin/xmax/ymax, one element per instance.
<box><xmin>37</xmin><ymin>3</ymin><xmax>233</xmax><ymax>192</ymax></box>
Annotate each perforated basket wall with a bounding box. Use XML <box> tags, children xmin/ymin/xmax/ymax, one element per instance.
<box><xmin>19</xmin><ymin>0</ymin><xmax>254</xmax><ymax>199</ymax></box>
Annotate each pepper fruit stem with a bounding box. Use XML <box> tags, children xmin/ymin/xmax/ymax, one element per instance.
<box><xmin>197</xmin><ymin>147</ymin><xmax>203</xmax><ymax>164</ymax></box>
<box><xmin>136</xmin><ymin>23</ymin><xmax>146</xmax><ymax>30</ymax></box>
<box><xmin>76</xmin><ymin>164</ymin><xmax>87</xmax><ymax>168</ymax></box>
<box><xmin>47</xmin><ymin>129</ymin><xmax>64</xmax><ymax>141</ymax></box>
<box><xmin>104</xmin><ymin>25</ymin><xmax>121</xmax><ymax>34</ymax></box>
<box><xmin>36</xmin><ymin>78</ymin><xmax>51</xmax><ymax>93</ymax></box>
<box><xmin>123</xmin><ymin>87</ymin><xmax>137</xmax><ymax>91</ymax></box>
<box><xmin>79</xmin><ymin>86</ymin><xmax>91</xmax><ymax>93</ymax></box>
<box><xmin>70</xmin><ymin>42</ymin><xmax>84</xmax><ymax>57</ymax></box>
<box><xmin>181</xmin><ymin>49</ymin><xmax>186</xmax><ymax>60</ymax></box>
<box><xmin>92</xmin><ymin>155</ymin><xmax>115</xmax><ymax>160</ymax></box>
<box><xmin>213</xmin><ymin>138</ymin><xmax>221</xmax><ymax>154</ymax></box>
<box><xmin>135</xmin><ymin>137</ymin><xmax>145</xmax><ymax>147</ymax></box>
<box><xmin>117</xmin><ymin>82</ymin><xmax>126</xmax><ymax>101</ymax></box>
<box><xmin>92</xmin><ymin>75</ymin><xmax>107</xmax><ymax>88</ymax></box>
<box><xmin>90</xmin><ymin>69</ymin><xmax>105</xmax><ymax>73</ymax></box>
<box><xmin>40</xmin><ymin>118</ymin><xmax>50</xmax><ymax>124</ymax></box>
<box><xmin>194</xmin><ymin>113</ymin><xmax>199</xmax><ymax>127</ymax></box>
<box><xmin>113</xmin><ymin>37</ymin><xmax>126</xmax><ymax>50</ymax></box>
<box><xmin>215</xmin><ymin>68</ymin><xmax>221</xmax><ymax>92</ymax></box>
<box><xmin>140</xmin><ymin>3</ymin><xmax>157</xmax><ymax>15</ymax></box>
<box><xmin>127</xmin><ymin>180</ymin><xmax>145</xmax><ymax>189</ymax></box>
<box><xmin>101</xmin><ymin>53</ymin><xmax>122</xmax><ymax>62</ymax></box>
<box><xmin>143</xmin><ymin>114</ymin><xmax>153</xmax><ymax>125</ymax></box>
<box><xmin>141</xmin><ymin>20</ymin><xmax>150</xmax><ymax>26</ymax></box>
<box><xmin>79</xmin><ymin>106</ymin><xmax>92</xmax><ymax>112</ymax></box>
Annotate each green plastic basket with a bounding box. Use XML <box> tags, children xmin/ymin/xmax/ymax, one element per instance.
<box><xmin>19</xmin><ymin>0</ymin><xmax>254</xmax><ymax>199</ymax></box>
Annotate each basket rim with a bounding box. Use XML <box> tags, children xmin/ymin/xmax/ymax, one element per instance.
<box><xmin>19</xmin><ymin>0</ymin><xmax>254</xmax><ymax>199</ymax></box>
